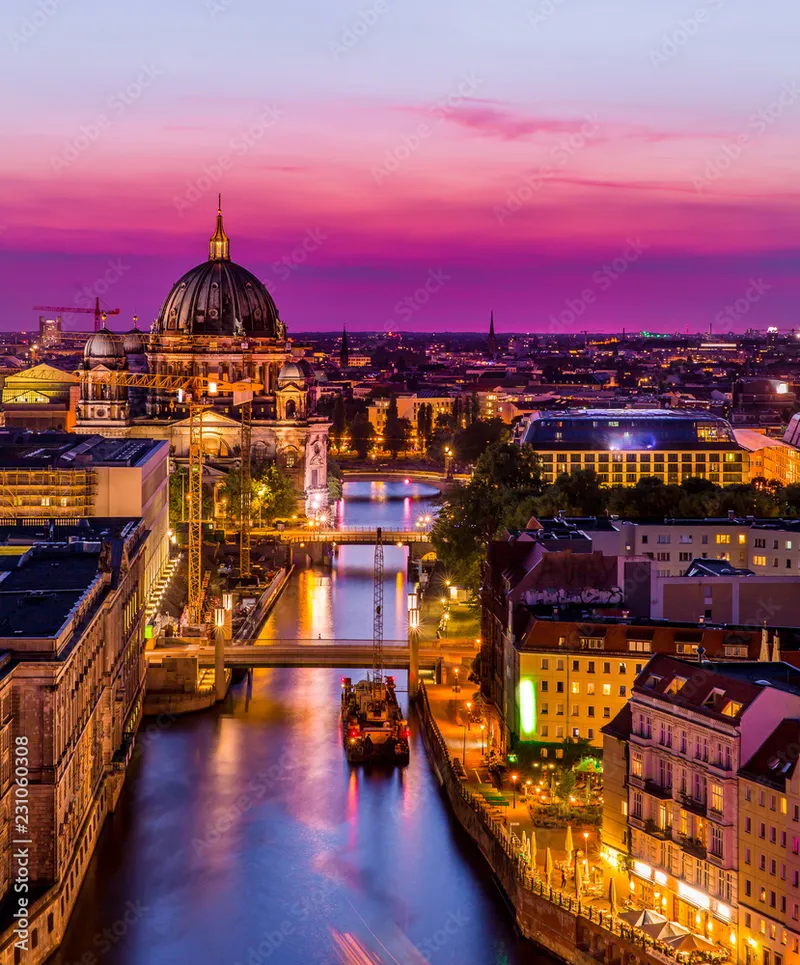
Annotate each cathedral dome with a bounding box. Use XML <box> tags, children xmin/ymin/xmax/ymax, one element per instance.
<box><xmin>155</xmin><ymin>201</ymin><xmax>281</xmax><ymax>338</ymax></box>
<box><xmin>84</xmin><ymin>327</ymin><xmax>124</xmax><ymax>361</ymax></box>
<box><xmin>278</xmin><ymin>360</ymin><xmax>305</xmax><ymax>382</ymax></box>
<box><xmin>123</xmin><ymin>321</ymin><xmax>145</xmax><ymax>354</ymax></box>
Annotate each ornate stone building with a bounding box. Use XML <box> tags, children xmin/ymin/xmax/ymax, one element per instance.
<box><xmin>75</xmin><ymin>203</ymin><xmax>330</xmax><ymax>516</ymax></box>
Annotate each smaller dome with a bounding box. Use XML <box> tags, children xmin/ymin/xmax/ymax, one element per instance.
<box><xmin>84</xmin><ymin>328</ymin><xmax>124</xmax><ymax>361</ymax></box>
<box><xmin>123</xmin><ymin>327</ymin><xmax>145</xmax><ymax>354</ymax></box>
<box><xmin>278</xmin><ymin>360</ymin><xmax>305</xmax><ymax>382</ymax></box>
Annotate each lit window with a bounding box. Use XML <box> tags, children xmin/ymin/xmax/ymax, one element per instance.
<box><xmin>716</xmin><ymin>534</ymin><xmax>731</xmax><ymax>544</ymax></box>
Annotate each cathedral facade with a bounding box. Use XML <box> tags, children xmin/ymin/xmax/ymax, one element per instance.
<box><xmin>74</xmin><ymin>204</ymin><xmax>330</xmax><ymax>517</ymax></box>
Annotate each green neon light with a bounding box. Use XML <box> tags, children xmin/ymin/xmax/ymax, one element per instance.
<box><xmin>519</xmin><ymin>678</ymin><xmax>536</xmax><ymax>736</ymax></box>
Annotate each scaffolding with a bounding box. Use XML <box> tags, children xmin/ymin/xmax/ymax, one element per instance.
<box><xmin>0</xmin><ymin>469</ymin><xmax>96</xmax><ymax>518</ymax></box>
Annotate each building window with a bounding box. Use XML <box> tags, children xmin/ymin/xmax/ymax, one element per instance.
<box><xmin>710</xmin><ymin>826</ymin><xmax>723</xmax><ymax>858</ymax></box>
<box><xmin>571</xmin><ymin>681</ymin><xmax>580</xmax><ymax>694</ymax></box>
<box><xmin>586</xmin><ymin>683</ymin><xmax>595</xmax><ymax>695</ymax></box>
<box><xmin>711</xmin><ymin>783</ymin><xmax>723</xmax><ymax>813</ymax></box>
<box><xmin>619</xmin><ymin>686</ymin><xmax>626</xmax><ymax>697</ymax></box>
<box><xmin>753</xmin><ymin>555</ymin><xmax>767</xmax><ymax>566</ymax></box>
<box><xmin>603</xmin><ymin>707</ymin><xmax>610</xmax><ymax>718</ymax></box>
<box><xmin>716</xmin><ymin>534</ymin><xmax>731</xmax><ymax>544</ymax></box>
<box><xmin>632</xmin><ymin>791</ymin><xmax>643</xmax><ymax>818</ymax></box>
<box><xmin>541</xmin><ymin>658</ymin><xmax>549</xmax><ymax>670</ymax></box>
<box><xmin>602</xmin><ymin>684</ymin><xmax>611</xmax><ymax>696</ymax></box>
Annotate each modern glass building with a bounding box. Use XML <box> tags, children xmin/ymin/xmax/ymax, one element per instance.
<box><xmin>522</xmin><ymin>409</ymin><xmax>747</xmax><ymax>485</ymax></box>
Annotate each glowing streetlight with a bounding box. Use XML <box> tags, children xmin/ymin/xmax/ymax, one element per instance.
<box><xmin>511</xmin><ymin>773</ymin><xmax>519</xmax><ymax>808</ymax></box>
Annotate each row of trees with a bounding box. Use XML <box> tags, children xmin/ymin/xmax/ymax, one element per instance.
<box><xmin>431</xmin><ymin>444</ymin><xmax>800</xmax><ymax>596</ymax></box>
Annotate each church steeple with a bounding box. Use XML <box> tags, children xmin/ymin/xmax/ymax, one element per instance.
<box><xmin>487</xmin><ymin>310</ymin><xmax>497</xmax><ymax>360</ymax></box>
<box><xmin>339</xmin><ymin>325</ymin><xmax>350</xmax><ymax>368</ymax></box>
<box><xmin>209</xmin><ymin>194</ymin><xmax>230</xmax><ymax>261</ymax></box>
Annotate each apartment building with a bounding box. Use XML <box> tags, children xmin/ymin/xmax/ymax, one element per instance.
<box><xmin>738</xmin><ymin>721</ymin><xmax>800</xmax><ymax>965</ymax></box>
<box><xmin>0</xmin><ymin>522</ymin><xmax>148</xmax><ymax>964</ymax></box>
<box><xmin>514</xmin><ymin>623</ymin><xmax>767</xmax><ymax>751</ymax></box>
<box><xmin>367</xmin><ymin>392</ymin><xmax>454</xmax><ymax>431</ymax></box>
<box><xmin>612</xmin><ymin>657</ymin><xmax>800</xmax><ymax>960</ymax></box>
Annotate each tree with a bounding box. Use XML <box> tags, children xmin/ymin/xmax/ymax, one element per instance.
<box><xmin>168</xmin><ymin>466</ymin><xmax>213</xmax><ymax>526</ymax></box>
<box><xmin>555</xmin><ymin>769</ymin><xmax>577</xmax><ymax>810</ymax></box>
<box><xmin>385</xmin><ymin>416</ymin><xmax>411</xmax><ymax>458</ymax></box>
<box><xmin>453</xmin><ymin>418</ymin><xmax>507</xmax><ymax>464</ymax></box>
<box><xmin>327</xmin><ymin>456</ymin><xmax>343</xmax><ymax>502</ymax></box>
<box><xmin>220</xmin><ymin>461</ymin><xmax>297</xmax><ymax>524</ymax></box>
<box><xmin>331</xmin><ymin>395</ymin><xmax>347</xmax><ymax>447</ymax></box>
<box><xmin>350</xmin><ymin>411</ymin><xmax>375</xmax><ymax>459</ymax></box>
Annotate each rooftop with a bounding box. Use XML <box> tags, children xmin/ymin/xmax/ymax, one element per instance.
<box><xmin>0</xmin><ymin>431</ymin><xmax>163</xmax><ymax>469</ymax></box>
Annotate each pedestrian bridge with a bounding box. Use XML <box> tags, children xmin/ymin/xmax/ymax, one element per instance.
<box><xmin>278</xmin><ymin>527</ymin><xmax>431</xmax><ymax>545</ymax></box>
<box><xmin>149</xmin><ymin>639</ymin><xmax>439</xmax><ymax>671</ymax></box>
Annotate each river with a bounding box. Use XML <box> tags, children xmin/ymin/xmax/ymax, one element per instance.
<box><xmin>49</xmin><ymin>481</ymin><xmax>544</xmax><ymax>965</ymax></box>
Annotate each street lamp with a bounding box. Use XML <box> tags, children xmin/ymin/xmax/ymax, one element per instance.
<box><xmin>480</xmin><ymin>722</ymin><xmax>485</xmax><ymax>754</ymax></box>
<box><xmin>466</xmin><ymin>701</ymin><xmax>472</xmax><ymax>729</ymax></box>
<box><xmin>511</xmin><ymin>773</ymin><xmax>519</xmax><ymax>808</ymax></box>
<box><xmin>462</xmin><ymin>722</ymin><xmax>467</xmax><ymax>763</ymax></box>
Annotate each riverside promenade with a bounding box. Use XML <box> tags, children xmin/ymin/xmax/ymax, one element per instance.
<box><xmin>416</xmin><ymin>682</ymin><xmax>728</xmax><ymax>965</ymax></box>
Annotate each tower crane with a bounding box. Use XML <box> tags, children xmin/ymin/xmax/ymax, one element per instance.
<box><xmin>28</xmin><ymin>367</ymin><xmax>261</xmax><ymax>624</ymax></box>
<box><xmin>32</xmin><ymin>297</ymin><xmax>121</xmax><ymax>332</ymax></box>
<box><xmin>372</xmin><ymin>526</ymin><xmax>384</xmax><ymax>694</ymax></box>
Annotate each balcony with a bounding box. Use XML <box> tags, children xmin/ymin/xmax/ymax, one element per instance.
<box><xmin>678</xmin><ymin>835</ymin><xmax>707</xmax><ymax>860</ymax></box>
<box><xmin>644</xmin><ymin>779</ymin><xmax>673</xmax><ymax>801</ymax></box>
<box><xmin>680</xmin><ymin>793</ymin><xmax>707</xmax><ymax>817</ymax></box>
<box><xmin>643</xmin><ymin>818</ymin><xmax>673</xmax><ymax>841</ymax></box>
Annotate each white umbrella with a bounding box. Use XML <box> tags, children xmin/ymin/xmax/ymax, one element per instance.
<box><xmin>530</xmin><ymin>830</ymin><xmax>537</xmax><ymax>871</ymax></box>
<box><xmin>641</xmin><ymin>921</ymin><xmax>690</xmax><ymax>941</ymax></box>
<box><xmin>665</xmin><ymin>932</ymin><xmax>716</xmax><ymax>953</ymax></box>
<box><xmin>564</xmin><ymin>824</ymin><xmax>574</xmax><ymax>865</ymax></box>
<box><xmin>772</xmin><ymin>631</ymin><xmax>781</xmax><ymax>663</ymax></box>
<box><xmin>608</xmin><ymin>878</ymin><xmax>617</xmax><ymax>917</ymax></box>
<box><xmin>618</xmin><ymin>909</ymin><xmax>667</xmax><ymax>927</ymax></box>
<box><xmin>545</xmin><ymin>847</ymin><xmax>554</xmax><ymax>887</ymax></box>
<box><xmin>760</xmin><ymin>625</ymin><xmax>770</xmax><ymax>661</ymax></box>
<box><xmin>521</xmin><ymin>830</ymin><xmax>528</xmax><ymax>860</ymax></box>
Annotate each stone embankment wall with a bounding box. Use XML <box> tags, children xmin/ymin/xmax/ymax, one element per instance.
<box><xmin>415</xmin><ymin>684</ymin><xmax>689</xmax><ymax>965</ymax></box>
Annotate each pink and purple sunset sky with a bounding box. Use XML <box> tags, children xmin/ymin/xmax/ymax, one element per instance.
<box><xmin>1</xmin><ymin>0</ymin><xmax>799</xmax><ymax>334</ymax></box>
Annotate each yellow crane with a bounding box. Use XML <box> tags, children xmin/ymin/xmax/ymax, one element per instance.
<box><xmin>29</xmin><ymin>367</ymin><xmax>261</xmax><ymax>624</ymax></box>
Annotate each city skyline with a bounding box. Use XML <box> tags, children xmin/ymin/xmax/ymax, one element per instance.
<box><xmin>2</xmin><ymin>0</ymin><xmax>799</xmax><ymax>332</ymax></box>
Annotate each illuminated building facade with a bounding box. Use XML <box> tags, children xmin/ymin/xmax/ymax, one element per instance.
<box><xmin>522</xmin><ymin>409</ymin><xmax>747</xmax><ymax>486</ymax></box>
<box><xmin>610</xmin><ymin>656</ymin><xmax>800</xmax><ymax>960</ymax></box>
<box><xmin>0</xmin><ymin>523</ymin><xmax>148</xmax><ymax>965</ymax></box>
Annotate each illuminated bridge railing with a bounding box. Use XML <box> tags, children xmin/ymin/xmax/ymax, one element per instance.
<box><xmin>279</xmin><ymin>528</ymin><xmax>431</xmax><ymax>544</ymax></box>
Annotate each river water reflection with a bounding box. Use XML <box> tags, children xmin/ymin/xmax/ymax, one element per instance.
<box><xmin>49</xmin><ymin>482</ymin><xmax>548</xmax><ymax>965</ymax></box>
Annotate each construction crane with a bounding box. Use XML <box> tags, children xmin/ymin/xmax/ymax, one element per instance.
<box><xmin>32</xmin><ymin>297</ymin><xmax>121</xmax><ymax>332</ymax></box>
<box><xmin>29</xmin><ymin>367</ymin><xmax>261</xmax><ymax>624</ymax></box>
<box><xmin>372</xmin><ymin>526</ymin><xmax>384</xmax><ymax>693</ymax></box>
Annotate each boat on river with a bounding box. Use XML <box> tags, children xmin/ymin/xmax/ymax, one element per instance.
<box><xmin>341</xmin><ymin>674</ymin><xmax>410</xmax><ymax>766</ymax></box>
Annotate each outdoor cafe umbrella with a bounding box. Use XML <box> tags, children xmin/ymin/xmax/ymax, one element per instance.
<box><xmin>521</xmin><ymin>830</ymin><xmax>529</xmax><ymax>861</ymax></box>
<box><xmin>545</xmin><ymin>847</ymin><xmax>554</xmax><ymax>887</ymax></box>
<box><xmin>530</xmin><ymin>830</ymin><xmax>537</xmax><ymax>871</ymax></box>
<box><xmin>618</xmin><ymin>909</ymin><xmax>667</xmax><ymax>928</ymax></box>
<box><xmin>608</xmin><ymin>878</ymin><xmax>617</xmax><ymax>917</ymax></box>
<box><xmin>641</xmin><ymin>921</ymin><xmax>690</xmax><ymax>942</ymax></box>
<box><xmin>664</xmin><ymin>932</ymin><xmax>716</xmax><ymax>954</ymax></box>
<box><xmin>564</xmin><ymin>824</ymin><xmax>574</xmax><ymax>864</ymax></box>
